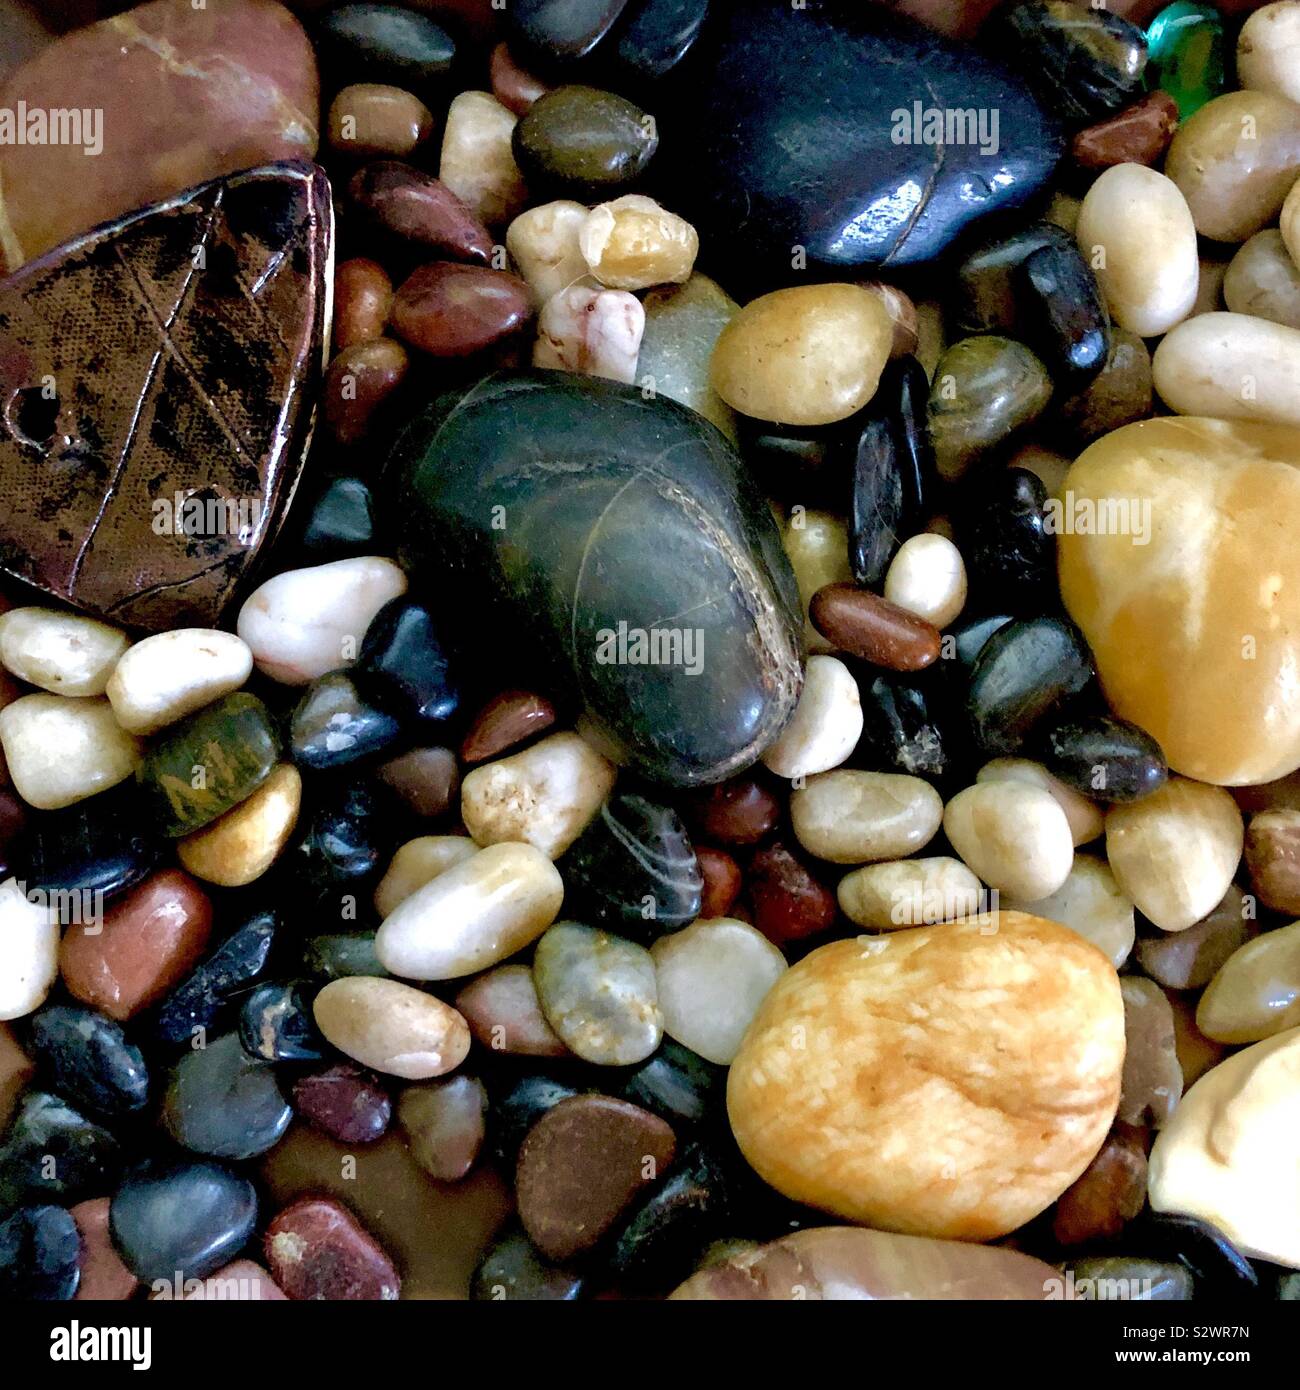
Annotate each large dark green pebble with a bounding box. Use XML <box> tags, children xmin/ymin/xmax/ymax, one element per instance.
<box><xmin>0</xmin><ymin>1205</ymin><xmax>81</xmax><ymax>1301</ymax></box>
<box><xmin>559</xmin><ymin>792</ymin><xmax>702</xmax><ymax>943</ymax></box>
<box><xmin>1041</xmin><ymin>713</ymin><xmax>1168</xmax><ymax>804</ymax></box>
<box><xmin>0</xmin><ymin>1091</ymin><xmax>121</xmax><ymax>1216</ymax></box>
<box><xmin>109</xmin><ymin>1159</ymin><xmax>258</xmax><ymax>1284</ymax></box>
<box><xmin>162</xmin><ymin>1032</ymin><xmax>291</xmax><ymax>1160</ymax></box>
<box><xmin>28</xmin><ymin>1004</ymin><xmax>150</xmax><ymax>1123</ymax></box>
<box><xmin>513</xmin><ymin>85</ymin><xmax>657</xmax><ymax>198</ymax></box>
<box><xmin>137</xmin><ymin>692</ymin><xmax>280</xmax><ymax>837</ymax></box>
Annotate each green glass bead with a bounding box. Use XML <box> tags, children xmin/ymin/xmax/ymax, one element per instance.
<box><xmin>1145</xmin><ymin>2</ymin><xmax>1227</xmax><ymax>121</ymax></box>
<box><xmin>137</xmin><ymin>692</ymin><xmax>280</xmax><ymax>837</ymax></box>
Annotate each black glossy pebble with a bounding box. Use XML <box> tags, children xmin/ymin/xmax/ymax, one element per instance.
<box><xmin>109</xmin><ymin>1159</ymin><xmax>259</xmax><ymax>1284</ymax></box>
<box><xmin>314</xmin><ymin>3</ymin><xmax>456</xmax><ymax>97</ymax></box>
<box><xmin>967</xmin><ymin>615</ymin><xmax>1095</xmax><ymax>758</ymax></box>
<box><xmin>1133</xmin><ymin>1214</ymin><xmax>1262</xmax><ymax>1302</ymax></box>
<box><xmin>290</xmin><ymin>671</ymin><xmax>403</xmax><ymax>771</ymax></box>
<box><xmin>1019</xmin><ymin>238</ymin><xmax>1111</xmax><ymax>388</ymax></box>
<box><xmin>560</xmin><ymin>792</ymin><xmax>703</xmax><ymax>942</ymax></box>
<box><xmin>22</xmin><ymin>783</ymin><xmax>161</xmax><ymax>904</ymax></box>
<box><xmin>0</xmin><ymin>1204</ymin><xmax>81</xmax><ymax>1301</ymax></box>
<box><xmin>152</xmin><ymin>908</ymin><xmax>279</xmax><ymax>1048</ymax></box>
<box><xmin>1041</xmin><ymin>713</ymin><xmax>1168</xmax><ymax>803</ymax></box>
<box><xmin>356</xmin><ymin>596</ymin><xmax>460</xmax><ymax>726</ymax></box>
<box><xmin>293</xmin><ymin>780</ymin><xmax>391</xmax><ymax>915</ymax></box>
<box><xmin>960</xmin><ymin>467</ymin><xmax>1055</xmax><ymax>615</ymax></box>
<box><xmin>509</xmin><ymin>0</ymin><xmax>631</xmax><ymax>71</ymax></box>
<box><xmin>619</xmin><ymin>1039</ymin><xmax>724</xmax><ymax>1129</ymax></box>
<box><xmin>294</xmin><ymin>475</ymin><xmax>377</xmax><ymax>563</ymax></box>
<box><xmin>28</xmin><ymin>1004</ymin><xmax>150</xmax><ymax>1123</ymax></box>
<box><xmin>605</xmin><ymin>0</ymin><xmax>710</xmax><ymax>84</ymax></box>
<box><xmin>0</xmin><ymin>1091</ymin><xmax>121</xmax><ymax>1215</ymax></box>
<box><xmin>471</xmin><ymin>1227</ymin><xmax>585</xmax><ymax>1301</ymax></box>
<box><xmin>162</xmin><ymin>1032</ymin><xmax>292</xmax><ymax>1161</ymax></box>
<box><xmin>853</xmin><ymin>673</ymin><xmax>949</xmax><ymax>782</ymax></box>
<box><xmin>238</xmin><ymin>980</ymin><xmax>326</xmax><ymax>1063</ymax></box>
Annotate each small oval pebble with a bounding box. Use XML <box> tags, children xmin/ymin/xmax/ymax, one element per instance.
<box><xmin>292</xmin><ymin>1062</ymin><xmax>392</xmax><ymax>1145</ymax></box>
<box><xmin>533</xmin><ymin>922</ymin><xmax>662</xmax><ymax>1066</ymax></box>
<box><xmin>376</xmin><ymin>841</ymin><xmax>564</xmax><ymax>980</ymax></box>
<box><xmin>105</xmin><ymin>629</ymin><xmax>252</xmax><ymax>736</ymax></box>
<box><xmin>333</xmin><ymin>256</ymin><xmax>392</xmax><ymax>348</ymax></box>
<box><xmin>976</xmin><ymin>758</ymin><xmax>1105</xmax><ymax>847</ymax></box>
<box><xmin>439</xmin><ymin>90</ymin><xmax>528</xmax><ymax>226</ymax></box>
<box><xmin>0</xmin><ymin>1204</ymin><xmax>81</xmax><ymax>1300</ymax></box>
<box><xmin>176</xmin><ymin>764</ymin><xmax>301</xmax><ymax>888</ymax></box>
<box><xmin>651</xmin><ymin>918</ymin><xmax>787</xmax><ymax>1065</ymax></box>
<box><xmin>685</xmin><ymin>775</ymin><xmax>780</xmax><ymax>846</ymax></box>
<box><xmin>312</xmin><ymin>977</ymin><xmax>471</xmax><ymax>1080</ymax></box>
<box><xmin>0</xmin><ymin>877</ymin><xmax>58</xmax><ymax>1022</ymax></box>
<box><xmin>0</xmin><ymin>608</ymin><xmax>128</xmax><ymax>697</ymax></box>
<box><xmin>1052</xmin><ymin>1130</ymin><xmax>1147</xmax><ymax>1247</ymax></box>
<box><xmin>1004</xmin><ymin>854</ymin><xmax>1135</xmax><ymax>968</ymax></box>
<box><xmin>323</xmin><ymin>339</ymin><xmax>410</xmax><ymax>445</ymax></box>
<box><xmin>505</xmin><ymin>199</ymin><xmax>589</xmax><ymax>304</ymax></box>
<box><xmin>837</xmin><ymin>856</ymin><xmax>984</xmax><ymax>931</ymax></box>
<box><xmin>454</xmin><ymin>963</ymin><xmax>568</xmax><ymax>1057</ymax></box>
<box><xmin>391</xmin><ymin>261</ymin><xmax>533</xmax><ymax>356</ymax></box>
<box><xmin>578</xmin><ymin>194</ymin><xmax>698</xmax><ymax>290</ymax></box>
<box><xmin>1075</xmin><ymin>163</ymin><xmax>1199</xmax><ymax>336</ymax></box>
<box><xmin>883</xmin><ymin>533</ymin><xmax>967</xmax><ymax>628</ymax></box>
<box><xmin>461</xmin><ymin>690</ymin><xmax>557</xmax><ymax>764</ymax></box>
<box><xmin>513</xmin><ymin>83</ymin><xmax>657</xmax><ymax>199</ymax></box>
<box><xmin>533</xmin><ymin>283</ymin><xmax>645</xmax><ymax>382</ymax></box>
<box><xmin>748</xmin><ymin>839</ymin><xmax>838</xmax><ymax>945</ymax></box>
<box><xmin>266</xmin><ymin>1196</ymin><xmax>400</xmax><ymax>1301</ymax></box>
<box><xmin>1071</xmin><ymin>89</ymin><xmax>1180</xmax><ymax>170</ymax></box>
<box><xmin>1042</xmin><ymin>714</ymin><xmax>1168</xmax><ymax>804</ymax></box>
<box><xmin>1197</xmin><ymin>918</ymin><xmax>1300</xmax><ymax>1043</ymax></box>
<box><xmin>790</xmin><ymin>769</ymin><xmax>942</xmax><ymax>866</ymax></box>
<box><xmin>377</xmin><ymin>745</ymin><xmax>459</xmax><ymax>818</ymax></box>
<box><xmin>397</xmin><ymin>1074</ymin><xmax>487</xmax><ymax>1181</ymax></box>
<box><xmin>810</xmin><ymin>584</ymin><xmax>940</xmax><ymax>671</ymax></box>
<box><xmin>760</xmin><ymin>655</ymin><xmax>861</xmax><ymax>780</ymax></box>
<box><xmin>710</xmin><ymin>284</ymin><xmax>892</xmax><ymax>427</ymax></box>
<box><xmin>1136</xmin><ymin>885</ymin><xmax>1259</xmax><ymax>991</ymax></box>
<box><xmin>237</xmin><ymin>557</ymin><xmax>408</xmax><ymax>686</ymax></box>
<box><xmin>328</xmin><ymin>82</ymin><xmax>433</xmax><ymax>158</ymax></box>
<box><xmin>783</xmin><ymin>509</ymin><xmax>853</xmax><ymax>654</ymax></box>
<box><xmin>1105</xmin><ymin>778</ymin><xmax>1244</xmax><ymax>933</ymax></box>
<box><xmin>460</xmin><ymin>731</ymin><xmax>617</xmax><ymax>859</ymax></box>
<box><xmin>490</xmin><ymin>40</ymin><xmax>549</xmax><ymax>114</ymax></box>
<box><xmin>1224</xmin><ymin>229</ymin><xmax>1300</xmax><ymax>330</ymax></box>
<box><xmin>943</xmin><ymin>781</ymin><xmax>1075</xmax><ymax>901</ymax></box>
<box><xmin>29</xmin><ymin>1003</ymin><xmax>149</xmax><ymax>1123</ymax></box>
<box><xmin>0</xmin><ymin>695</ymin><xmax>141</xmax><ymax>811</ymax></box>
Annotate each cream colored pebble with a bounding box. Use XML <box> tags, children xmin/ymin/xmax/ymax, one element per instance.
<box><xmin>782</xmin><ymin>509</ymin><xmax>851</xmax><ymax>655</ymax></box>
<box><xmin>1003</xmin><ymin>853</ymin><xmax>1135</xmax><ymax>969</ymax></box>
<box><xmin>0</xmin><ymin>876</ymin><xmax>58</xmax><ymax>1021</ymax></box>
<box><xmin>438</xmin><ymin>90</ymin><xmax>527</xmax><ymax>226</ymax></box>
<box><xmin>0</xmin><ymin>695</ymin><xmax>142</xmax><ymax>811</ymax></box>
<box><xmin>760</xmin><ymin>654</ymin><xmax>862</xmax><ymax>780</ymax></box>
<box><xmin>883</xmin><ymin>533</ymin><xmax>966</xmax><ymax>628</ymax></box>
<box><xmin>1196</xmin><ymin>917</ymin><xmax>1300</xmax><ymax>1043</ymax></box>
<box><xmin>1239</xmin><ymin>5</ymin><xmax>1300</xmax><ymax>107</ymax></box>
<box><xmin>1223</xmin><ymin>230</ymin><xmax>1300</xmax><ymax>330</ymax></box>
<box><xmin>943</xmin><ymin>781</ymin><xmax>1074</xmax><ymax>901</ymax></box>
<box><xmin>790</xmin><ymin>770</ymin><xmax>943</xmax><ymax>865</ymax></box>
<box><xmin>650</xmin><ymin>918</ymin><xmax>787</xmax><ymax>1065</ymax></box>
<box><xmin>375</xmin><ymin>842</ymin><xmax>563</xmax><ymax>980</ymax></box>
<box><xmin>0</xmin><ymin>608</ymin><xmax>128</xmax><ymax>697</ymax></box>
<box><xmin>837</xmin><ymin>856</ymin><xmax>984</xmax><ymax>931</ymax></box>
<box><xmin>1075</xmin><ymin>164</ymin><xmax>1199</xmax><ymax>336</ymax></box>
<box><xmin>105</xmin><ymin>629</ymin><xmax>253</xmax><ymax>735</ymax></box>
<box><xmin>373</xmin><ymin>836</ymin><xmax>478</xmax><ymax>919</ymax></box>
<box><xmin>506</xmin><ymin>200</ymin><xmax>589</xmax><ymax>304</ymax></box>
<box><xmin>533</xmin><ymin>284</ymin><xmax>644</xmax><ymax>383</ymax></box>
<box><xmin>976</xmin><ymin>757</ymin><xmax>1104</xmax><ymax>847</ymax></box>
<box><xmin>1279</xmin><ymin>172</ymin><xmax>1300</xmax><ymax>277</ymax></box>
<box><xmin>1148</xmin><ymin>1026</ymin><xmax>1300</xmax><ymax>1268</ymax></box>
<box><xmin>312</xmin><ymin>977</ymin><xmax>471</xmax><ymax>1080</ymax></box>
<box><xmin>578</xmin><ymin>194</ymin><xmax>698</xmax><ymax>291</ymax></box>
<box><xmin>1105</xmin><ymin>778</ymin><xmax>1244</xmax><ymax>933</ymax></box>
<box><xmin>1153</xmin><ymin>311</ymin><xmax>1300</xmax><ymax>428</ymax></box>
<box><xmin>461</xmin><ymin>731</ymin><xmax>616</xmax><ymax>859</ymax></box>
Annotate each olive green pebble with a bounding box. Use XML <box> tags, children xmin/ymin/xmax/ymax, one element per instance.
<box><xmin>512</xmin><ymin>84</ymin><xmax>657</xmax><ymax>199</ymax></box>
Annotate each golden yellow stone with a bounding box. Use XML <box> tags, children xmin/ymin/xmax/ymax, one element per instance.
<box><xmin>1058</xmin><ymin>417</ymin><xmax>1300</xmax><ymax>785</ymax></box>
<box><xmin>726</xmin><ymin>911</ymin><xmax>1124</xmax><ymax>1241</ymax></box>
<box><xmin>176</xmin><ymin>763</ymin><xmax>301</xmax><ymax>888</ymax></box>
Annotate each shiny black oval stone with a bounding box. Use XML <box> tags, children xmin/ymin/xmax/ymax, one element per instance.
<box><xmin>1040</xmin><ymin>713</ymin><xmax>1168</xmax><ymax>804</ymax></box>
<box><xmin>28</xmin><ymin>1004</ymin><xmax>150</xmax><ymax>1123</ymax></box>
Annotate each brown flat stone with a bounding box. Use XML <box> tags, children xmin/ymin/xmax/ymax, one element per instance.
<box><xmin>59</xmin><ymin>869</ymin><xmax>213</xmax><ymax>1021</ymax></box>
<box><xmin>378</xmin><ymin>745</ymin><xmax>460</xmax><ymax>818</ymax></box>
<box><xmin>460</xmin><ymin>689</ymin><xmax>558</xmax><ymax>764</ymax></box>
<box><xmin>454</xmin><ymin>963</ymin><xmax>568</xmax><ymax>1058</ymax></box>
<box><xmin>1072</xmin><ymin>90</ymin><xmax>1180</xmax><ymax>172</ymax></box>
<box><xmin>71</xmin><ymin>1197</ymin><xmax>139</xmax><ymax>1301</ymax></box>
<box><xmin>515</xmin><ymin>1094</ymin><xmax>677</xmax><ymax>1262</ymax></box>
<box><xmin>810</xmin><ymin>582</ymin><xmax>941</xmax><ymax>671</ymax></box>
<box><xmin>333</xmin><ymin>257</ymin><xmax>393</xmax><ymax>350</ymax></box>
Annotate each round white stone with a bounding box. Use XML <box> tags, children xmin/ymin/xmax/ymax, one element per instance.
<box><xmin>0</xmin><ymin>876</ymin><xmax>59</xmax><ymax>1021</ymax></box>
<box><xmin>883</xmin><ymin>533</ymin><xmax>967</xmax><ymax>628</ymax></box>
<box><xmin>0</xmin><ymin>694</ymin><xmax>142</xmax><ymax>811</ymax></box>
<box><xmin>105</xmin><ymin>628</ymin><xmax>253</xmax><ymax>735</ymax></box>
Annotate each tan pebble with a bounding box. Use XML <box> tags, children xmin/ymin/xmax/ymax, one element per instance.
<box><xmin>1224</xmin><ymin>230</ymin><xmax>1300</xmax><ymax>330</ymax></box>
<box><xmin>578</xmin><ymin>194</ymin><xmax>698</xmax><ymax>291</ymax></box>
<box><xmin>373</xmin><ymin>836</ymin><xmax>478</xmax><ymax>919</ymax></box>
<box><xmin>943</xmin><ymin>782</ymin><xmax>1074</xmax><ymax>901</ymax></box>
<box><xmin>1196</xmin><ymin>917</ymin><xmax>1300</xmax><ymax>1043</ymax></box>
<box><xmin>0</xmin><ymin>695</ymin><xmax>141</xmax><ymax>810</ymax></box>
<box><xmin>1004</xmin><ymin>854</ymin><xmax>1135</xmax><ymax>968</ymax></box>
<box><xmin>1153</xmin><ymin>312</ymin><xmax>1300</xmax><ymax>428</ymax></box>
<box><xmin>976</xmin><ymin>757</ymin><xmax>1104</xmax><ymax>847</ymax></box>
<box><xmin>790</xmin><ymin>770</ymin><xmax>943</xmax><ymax>865</ymax></box>
<box><xmin>837</xmin><ymin>856</ymin><xmax>984</xmax><ymax>930</ymax></box>
<box><xmin>533</xmin><ymin>284</ymin><xmax>644</xmax><ymax>383</ymax></box>
<box><xmin>0</xmin><ymin>608</ymin><xmax>128</xmax><ymax>697</ymax></box>
<box><xmin>1244</xmin><ymin>807</ymin><xmax>1300</xmax><ymax>912</ymax></box>
<box><xmin>1118</xmin><ymin>976</ymin><xmax>1183</xmax><ymax>1127</ymax></box>
<box><xmin>327</xmin><ymin>83</ymin><xmax>433</xmax><ymax>158</ymax></box>
<box><xmin>1238</xmin><ymin>3</ymin><xmax>1300</xmax><ymax>104</ymax></box>
<box><xmin>105</xmin><ymin>629</ymin><xmax>252</xmax><ymax>735</ymax></box>
<box><xmin>782</xmin><ymin>509</ymin><xmax>852</xmax><ymax>654</ymax></box>
<box><xmin>439</xmin><ymin>90</ymin><xmax>528</xmax><ymax>226</ymax></box>
<box><xmin>0</xmin><ymin>877</ymin><xmax>58</xmax><ymax>1021</ymax></box>
<box><xmin>505</xmin><ymin>199</ymin><xmax>588</xmax><ymax>304</ymax></box>
<box><xmin>176</xmin><ymin>764</ymin><xmax>301</xmax><ymax>888</ymax></box>
<box><xmin>313</xmin><ymin>977</ymin><xmax>471</xmax><ymax>1080</ymax></box>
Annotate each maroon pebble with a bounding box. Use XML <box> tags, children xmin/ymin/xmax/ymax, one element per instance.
<box><xmin>323</xmin><ymin>338</ymin><xmax>409</xmax><ymax>445</ymax></box>
<box><xmin>390</xmin><ymin>262</ymin><xmax>533</xmax><ymax>357</ymax></box>
<box><xmin>460</xmin><ymin>689</ymin><xmax>557</xmax><ymax>764</ymax></box>
<box><xmin>489</xmin><ymin>41</ymin><xmax>550</xmax><ymax>115</ymax></box>
<box><xmin>685</xmin><ymin>775</ymin><xmax>781</xmax><ymax>847</ymax></box>
<box><xmin>71</xmin><ymin>1198</ymin><xmax>139</xmax><ymax>1301</ymax></box>
<box><xmin>696</xmin><ymin>846</ymin><xmax>742</xmax><ymax>919</ymax></box>
<box><xmin>348</xmin><ymin>161</ymin><xmax>493</xmax><ymax>263</ymax></box>
<box><xmin>377</xmin><ymin>745</ymin><xmax>460</xmax><ymax>818</ymax></box>
<box><xmin>1072</xmin><ymin>90</ymin><xmax>1180</xmax><ymax>172</ymax></box>
<box><xmin>333</xmin><ymin>256</ymin><xmax>393</xmax><ymax>350</ymax></box>
<box><xmin>292</xmin><ymin>1063</ymin><xmax>392</xmax><ymax>1144</ymax></box>
<box><xmin>265</xmin><ymin>1196</ymin><xmax>401</xmax><ymax>1301</ymax></box>
<box><xmin>748</xmin><ymin>840</ymin><xmax>837</xmax><ymax>945</ymax></box>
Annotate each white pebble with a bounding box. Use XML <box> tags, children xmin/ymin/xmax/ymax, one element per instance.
<box><xmin>461</xmin><ymin>731</ymin><xmax>616</xmax><ymax>859</ymax></box>
<box><xmin>438</xmin><ymin>90</ymin><xmax>527</xmax><ymax>226</ymax></box>
<box><xmin>236</xmin><ymin>556</ymin><xmax>407</xmax><ymax>686</ymax></box>
<box><xmin>790</xmin><ymin>770</ymin><xmax>943</xmax><ymax>865</ymax></box>
<box><xmin>760</xmin><ymin>654</ymin><xmax>862</xmax><ymax>780</ymax></box>
<box><xmin>0</xmin><ymin>877</ymin><xmax>58</xmax><ymax>1021</ymax></box>
<box><xmin>976</xmin><ymin>757</ymin><xmax>1104</xmax><ymax>847</ymax></box>
<box><xmin>105</xmin><ymin>629</ymin><xmax>253</xmax><ymax>735</ymax></box>
<box><xmin>0</xmin><ymin>608</ymin><xmax>128</xmax><ymax>698</ymax></box>
<box><xmin>883</xmin><ymin>533</ymin><xmax>966</xmax><ymax>628</ymax></box>
<box><xmin>1153</xmin><ymin>311</ymin><xmax>1300</xmax><ymax>428</ymax></box>
<box><xmin>837</xmin><ymin>856</ymin><xmax>984</xmax><ymax>930</ymax></box>
<box><xmin>533</xmin><ymin>284</ymin><xmax>645</xmax><ymax>383</ymax></box>
<box><xmin>1238</xmin><ymin>3</ymin><xmax>1300</xmax><ymax>105</ymax></box>
<box><xmin>1003</xmin><ymin>853</ymin><xmax>1136</xmax><ymax>968</ymax></box>
<box><xmin>506</xmin><ymin>200</ymin><xmax>589</xmax><ymax>304</ymax></box>
<box><xmin>943</xmin><ymin>781</ymin><xmax>1075</xmax><ymax>901</ymax></box>
<box><xmin>0</xmin><ymin>695</ymin><xmax>142</xmax><ymax>811</ymax></box>
<box><xmin>650</xmin><ymin>918</ymin><xmax>787</xmax><ymax>1065</ymax></box>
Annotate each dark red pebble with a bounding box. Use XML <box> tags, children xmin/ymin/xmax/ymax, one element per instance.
<box><xmin>348</xmin><ymin>161</ymin><xmax>494</xmax><ymax>263</ymax></box>
<box><xmin>459</xmin><ymin>689</ymin><xmax>557</xmax><ymax>763</ymax></box>
<box><xmin>292</xmin><ymin>1063</ymin><xmax>392</xmax><ymax>1145</ymax></box>
<box><xmin>748</xmin><ymin>840</ymin><xmax>837</xmax><ymax>945</ymax></box>
<box><xmin>265</xmin><ymin>1196</ymin><xmax>400</xmax><ymax>1301</ymax></box>
<box><xmin>696</xmin><ymin>846</ymin><xmax>742</xmax><ymax>918</ymax></box>
<box><xmin>390</xmin><ymin>262</ymin><xmax>533</xmax><ymax>357</ymax></box>
<box><xmin>684</xmin><ymin>776</ymin><xmax>781</xmax><ymax>847</ymax></box>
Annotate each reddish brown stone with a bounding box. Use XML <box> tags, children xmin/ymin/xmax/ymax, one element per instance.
<box><xmin>349</xmin><ymin>162</ymin><xmax>494</xmax><ymax>263</ymax></box>
<box><xmin>265</xmin><ymin>1196</ymin><xmax>401</xmax><ymax>1301</ymax></box>
<box><xmin>0</xmin><ymin>1021</ymin><xmax>34</xmax><ymax>1130</ymax></box>
<box><xmin>810</xmin><ymin>582</ymin><xmax>942</xmax><ymax>671</ymax></box>
<box><xmin>697</xmin><ymin>846</ymin><xmax>742</xmax><ymax>919</ymax></box>
<box><xmin>59</xmin><ymin>869</ymin><xmax>213</xmax><ymax>1022</ymax></box>
<box><xmin>454</xmin><ymin>963</ymin><xmax>569</xmax><ymax>1058</ymax></box>
<box><xmin>748</xmin><ymin>840</ymin><xmax>837</xmax><ymax>945</ymax></box>
<box><xmin>459</xmin><ymin>690</ymin><xmax>557</xmax><ymax>764</ymax></box>
<box><xmin>684</xmin><ymin>776</ymin><xmax>781</xmax><ymax>847</ymax></box>
<box><xmin>0</xmin><ymin>164</ymin><xmax>331</xmax><ymax>632</ymax></box>
<box><xmin>0</xmin><ymin>790</ymin><xmax>27</xmax><ymax>877</ymax></box>
<box><xmin>397</xmin><ymin>1075</ymin><xmax>487</xmax><ymax>1181</ymax></box>
<box><xmin>490</xmin><ymin>41</ymin><xmax>550</xmax><ymax>115</ymax></box>
<box><xmin>71</xmin><ymin>1198</ymin><xmax>139</xmax><ymax>1301</ymax></box>
<box><xmin>1052</xmin><ymin>1131</ymin><xmax>1148</xmax><ymax>1247</ymax></box>
<box><xmin>328</xmin><ymin>82</ymin><xmax>433</xmax><ymax>159</ymax></box>
<box><xmin>515</xmin><ymin>1095</ymin><xmax>677</xmax><ymax>1262</ymax></box>
<box><xmin>377</xmin><ymin>745</ymin><xmax>460</xmax><ymax>818</ymax></box>
<box><xmin>333</xmin><ymin>258</ymin><xmax>394</xmax><ymax>350</ymax></box>
<box><xmin>175</xmin><ymin>1259</ymin><xmax>288</xmax><ymax>1301</ymax></box>
<box><xmin>323</xmin><ymin>338</ymin><xmax>410</xmax><ymax>445</ymax></box>
<box><xmin>292</xmin><ymin>1062</ymin><xmax>391</xmax><ymax>1144</ymax></box>
<box><xmin>390</xmin><ymin>263</ymin><xmax>533</xmax><ymax>357</ymax></box>
<box><xmin>0</xmin><ymin>0</ymin><xmax>319</xmax><ymax>272</ymax></box>
<box><xmin>1072</xmin><ymin>90</ymin><xmax>1180</xmax><ymax>172</ymax></box>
